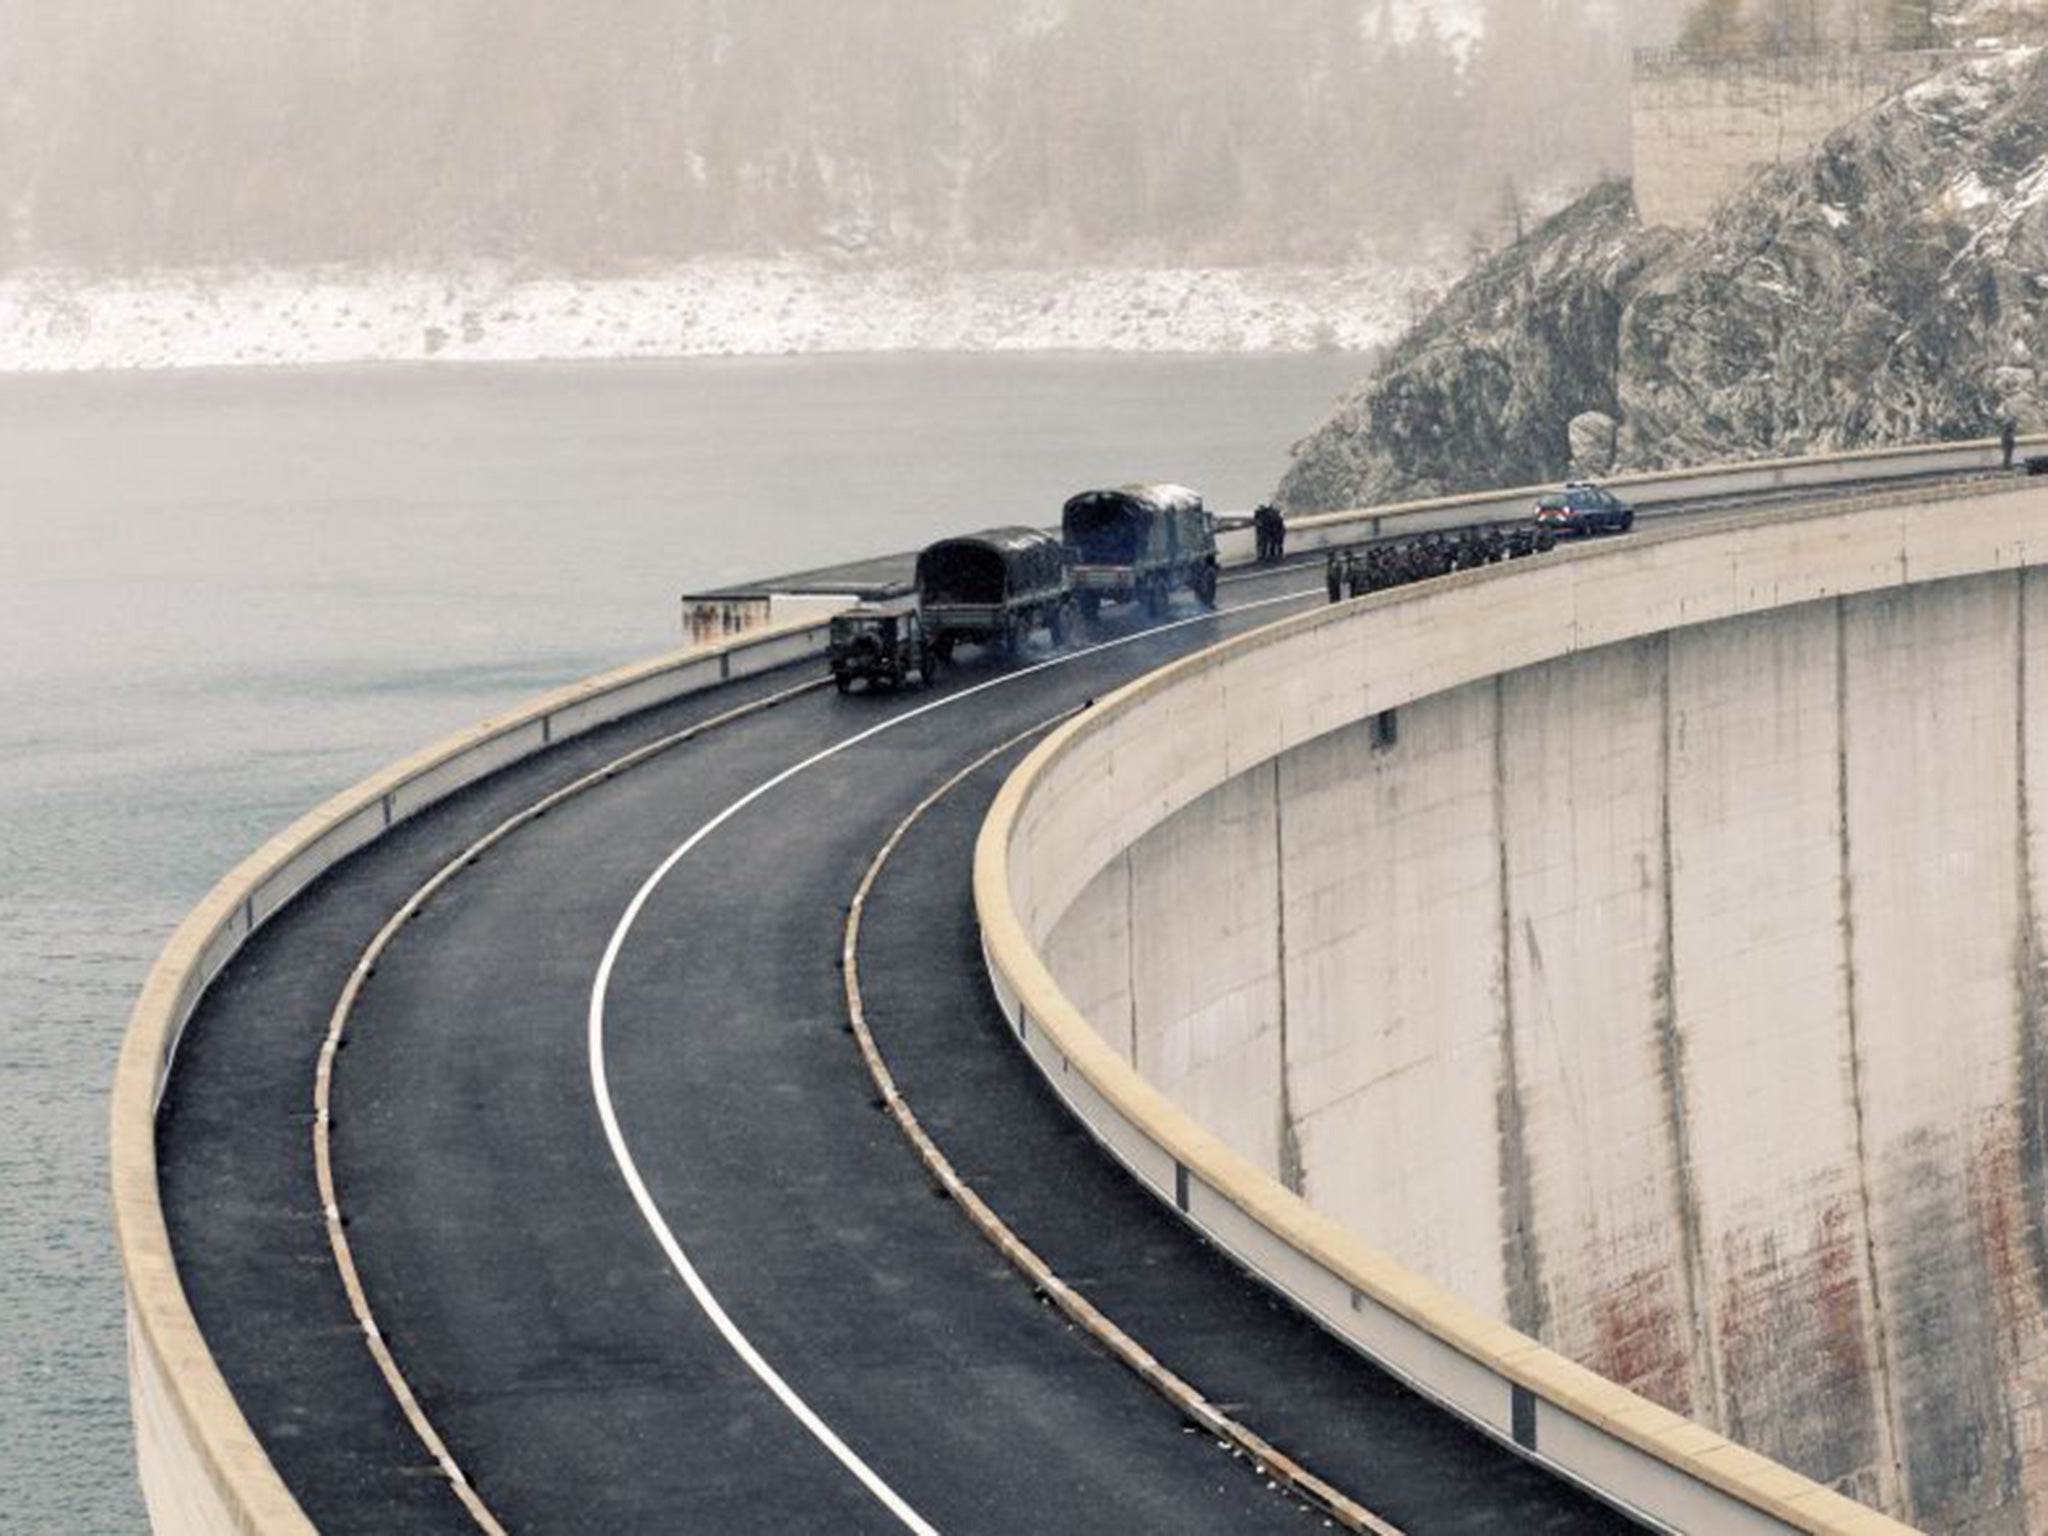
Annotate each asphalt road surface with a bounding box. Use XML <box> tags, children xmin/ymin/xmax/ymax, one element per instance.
<box><xmin>159</xmin><ymin>557</ymin><xmax>1642</xmax><ymax>1534</ymax></box>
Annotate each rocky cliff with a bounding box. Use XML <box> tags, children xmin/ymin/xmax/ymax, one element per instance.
<box><xmin>1279</xmin><ymin>45</ymin><xmax>2048</xmax><ymax>510</ymax></box>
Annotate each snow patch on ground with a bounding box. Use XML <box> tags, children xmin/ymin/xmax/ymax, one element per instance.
<box><xmin>0</xmin><ymin>258</ymin><xmax>1462</xmax><ymax>372</ymax></box>
<box><xmin>1952</xmin><ymin>169</ymin><xmax>1996</xmax><ymax>210</ymax></box>
<box><xmin>1905</xmin><ymin>44</ymin><xmax>2039</xmax><ymax>119</ymax></box>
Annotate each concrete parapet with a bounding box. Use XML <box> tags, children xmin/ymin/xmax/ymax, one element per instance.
<box><xmin>111</xmin><ymin>617</ymin><xmax>842</xmax><ymax>1535</ymax></box>
<box><xmin>979</xmin><ymin>478</ymin><xmax>2048</xmax><ymax>1532</ymax></box>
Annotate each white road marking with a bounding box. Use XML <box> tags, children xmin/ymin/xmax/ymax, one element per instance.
<box><xmin>587</xmin><ymin>587</ymin><xmax>1315</xmax><ymax>1533</ymax></box>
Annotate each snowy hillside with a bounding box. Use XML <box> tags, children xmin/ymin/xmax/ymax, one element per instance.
<box><xmin>1281</xmin><ymin>46</ymin><xmax>2048</xmax><ymax>509</ymax></box>
<box><xmin>0</xmin><ymin>257</ymin><xmax>1463</xmax><ymax>371</ymax></box>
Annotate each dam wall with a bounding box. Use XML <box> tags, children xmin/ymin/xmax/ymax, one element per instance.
<box><xmin>1631</xmin><ymin>49</ymin><xmax>1956</xmax><ymax>229</ymax></box>
<box><xmin>1045</xmin><ymin>571</ymin><xmax>2048</xmax><ymax>1527</ymax></box>
<box><xmin>984</xmin><ymin>480</ymin><xmax>2048</xmax><ymax>1533</ymax></box>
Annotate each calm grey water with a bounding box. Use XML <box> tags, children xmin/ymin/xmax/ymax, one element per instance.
<box><xmin>0</xmin><ymin>351</ymin><xmax>1366</xmax><ymax>1532</ymax></box>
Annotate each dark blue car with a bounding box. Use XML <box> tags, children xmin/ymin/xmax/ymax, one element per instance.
<box><xmin>1533</xmin><ymin>482</ymin><xmax>1635</xmax><ymax>537</ymax></box>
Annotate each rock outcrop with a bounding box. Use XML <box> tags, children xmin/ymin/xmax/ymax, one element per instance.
<box><xmin>1280</xmin><ymin>47</ymin><xmax>2048</xmax><ymax>511</ymax></box>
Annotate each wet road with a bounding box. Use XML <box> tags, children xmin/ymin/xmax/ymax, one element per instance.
<box><xmin>159</xmin><ymin>559</ymin><xmax>1641</xmax><ymax>1533</ymax></box>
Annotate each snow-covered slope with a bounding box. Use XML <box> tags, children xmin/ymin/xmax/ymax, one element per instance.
<box><xmin>1281</xmin><ymin>46</ymin><xmax>2048</xmax><ymax>509</ymax></box>
<box><xmin>1</xmin><ymin>258</ymin><xmax>1461</xmax><ymax>371</ymax></box>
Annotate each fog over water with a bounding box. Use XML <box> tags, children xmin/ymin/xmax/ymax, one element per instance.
<box><xmin>0</xmin><ymin>1</ymin><xmax>1679</xmax><ymax>275</ymax></box>
<box><xmin>0</xmin><ymin>351</ymin><xmax>1366</xmax><ymax>1532</ymax></box>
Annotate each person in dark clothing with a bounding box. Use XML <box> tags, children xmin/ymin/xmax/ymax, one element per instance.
<box><xmin>2003</xmin><ymin>418</ymin><xmax>2019</xmax><ymax>470</ymax></box>
<box><xmin>1254</xmin><ymin>502</ymin><xmax>1286</xmax><ymax>563</ymax></box>
<box><xmin>1325</xmin><ymin>549</ymin><xmax>1345</xmax><ymax>603</ymax></box>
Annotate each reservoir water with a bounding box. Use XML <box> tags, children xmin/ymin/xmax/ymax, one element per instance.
<box><xmin>0</xmin><ymin>351</ymin><xmax>1368</xmax><ymax>1532</ymax></box>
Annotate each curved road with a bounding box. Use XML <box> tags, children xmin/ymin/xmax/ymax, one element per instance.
<box><xmin>159</xmin><ymin>559</ymin><xmax>1642</xmax><ymax>1533</ymax></box>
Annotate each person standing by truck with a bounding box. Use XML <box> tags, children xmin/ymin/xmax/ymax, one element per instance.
<box><xmin>1254</xmin><ymin>502</ymin><xmax>1286</xmax><ymax>563</ymax></box>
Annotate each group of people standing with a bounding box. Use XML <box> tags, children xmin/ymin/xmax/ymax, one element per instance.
<box><xmin>1322</xmin><ymin>524</ymin><xmax>1557</xmax><ymax>605</ymax></box>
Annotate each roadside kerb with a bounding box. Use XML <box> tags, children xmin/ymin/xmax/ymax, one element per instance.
<box><xmin>974</xmin><ymin>478</ymin><xmax>2048</xmax><ymax>1535</ymax></box>
<box><xmin>110</xmin><ymin>615</ymin><xmax>840</xmax><ymax>1536</ymax></box>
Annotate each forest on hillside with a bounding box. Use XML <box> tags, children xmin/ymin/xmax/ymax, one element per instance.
<box><xmin>0</xmin><ymin>0</ymin><xmax>1690</xmax><ymax>273</ymax></box>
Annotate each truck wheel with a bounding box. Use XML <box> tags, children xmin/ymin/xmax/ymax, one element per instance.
<box><xmin>934</xmin><ymin>637</ymin><xmax>955</xmax><ymax>664</ymax></box>
<box><xmin>1078</xmin><ymin>593</ymin><xmax>1100</xmax><ymax>623</ymax></box>
<box><xmin>919</xmin><ymin>651</ymin><xmax>937</xmax><ymax>688</ymax></box>
<box><xmin>1050</xmin><ymin>601</ymin><xmax>1074</xmax><ymax>648</ymax></box>
<box><xmin>835</xmin><ymin>673</ymin><xmax>852</xmax><ymax>695</ymax></box>
<box><xmin>1193</xmin><ymin>565</ymin><xmax>1218</xmax><ymax>609</ymax></box>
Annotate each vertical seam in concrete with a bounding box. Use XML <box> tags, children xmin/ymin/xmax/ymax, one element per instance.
<box><xmin>1274</xmin><ymin>757</ymin><xmax>1304</xmax><ymax>1196</ymax></box>
<box><xmin>1493</xmin><ymin>672</ymin><xmax>1548</xmax><ymax>1336</ymax></box>
<box><xmin>1837</xmin><ymin>593</ymin><xmax>1912</xmax><ymax>1512</ymax></box>
<box><xmin>1654</xmin><ymin>632</ymin><xmax>1722</xmax><ymax>1425</ymax></box>
<box><xmin>1121</xmin><ymin>848</ymin><xmax>1139</xmax><ymax>1065</ymax></box>
<box><xmin>2011</xmin><ymin>567</ymin><xmax>2048</xmax><ymax>1315</ymax></box>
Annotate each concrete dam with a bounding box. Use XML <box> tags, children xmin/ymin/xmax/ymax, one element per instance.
<box><xmin>985</xmin><ymin>479</ymin><xmax>2048</xmax><ymax>1533</ymax></box>
<box><xmin>128</xmin><ymin>444</ymin><xmax>2048</xmax><ymax>1534</ymax></box>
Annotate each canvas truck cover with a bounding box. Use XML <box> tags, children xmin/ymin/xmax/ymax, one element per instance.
<box><xmin>1061</xmin><ymin>484</ymin><xmax>1207</xmax><ymax>567</ymax></box>
<box><xmin>916</xmin><ymin>527</ymin><xmax>1069</xmax><ymax>607</ymax></box>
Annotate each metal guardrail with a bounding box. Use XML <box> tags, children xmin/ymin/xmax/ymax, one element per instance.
<box><xmin>1243</xmin><ymin>437</ymin><xmax>2021</xmax><ymax>563</ymax></box>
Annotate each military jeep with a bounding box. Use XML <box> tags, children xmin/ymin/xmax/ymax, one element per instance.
<box><xmin>829</xmin><ymin>598</ymin><xmax>937</xmax><ymax>694</ymax></box>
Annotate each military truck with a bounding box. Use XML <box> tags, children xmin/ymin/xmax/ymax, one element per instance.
<box><xmin>1061</xmin><ymin>483</ymin><xmax>1218</xmax><ymax>619</ymax></box>
<box><xmin>915</xmin><ymin>527</ymin><xmax>1074</xmax><ymax>661</ymax></box>
<box><xmin>828</xmin><ymin>597</ymin><xmax>937</xmax><ymax>693</ymax></box>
